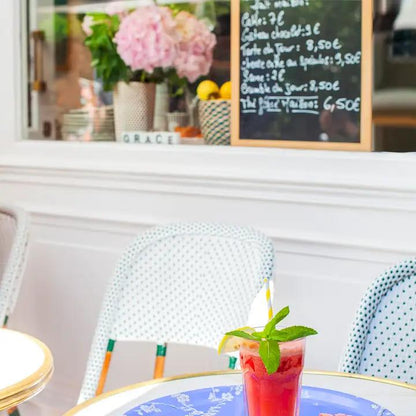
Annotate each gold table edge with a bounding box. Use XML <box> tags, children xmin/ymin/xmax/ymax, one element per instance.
<box><xmin>64</xmin><ymin>369</ymin><xmax>416</xmax><ymax>415</ymax></box>
<box><xmin>0</xmin><ymin>365</ymin><xmax>54</xmax><ymax>411</ymax></box>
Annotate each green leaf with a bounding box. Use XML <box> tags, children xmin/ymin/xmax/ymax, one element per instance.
<box><xmin>225</xmin><ymin>330</ymin><xmax>259</xmax><ymax>341</ymax></box>
<box><xmin>259</xmin><ymin>340</ymin><xmax>280</xmax><ymax>374</ymax></box>
<box><xmin>264</xmin><ymin>306</ymin><xmax>290</xmax><ymax>335</ymax></box>
<box><xmin>82</xmin><ymin>11</ymin><xmax>130</xmax><ymax>91</ymax></box>
<box><xmin>87</xmin><ymin>12</ymin><xmax>108</xmax><ymax>20</ymax></box>
<box><xmin>269</xmin><ymin>326</ymin><xmax>318</xmax><ymax>342</ymax></box>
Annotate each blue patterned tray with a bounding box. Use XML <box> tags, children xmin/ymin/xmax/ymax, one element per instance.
<box><xmin>122</xmin><ymin>385</ymin><xmax>394</xmax><ymax>415</ymax></box>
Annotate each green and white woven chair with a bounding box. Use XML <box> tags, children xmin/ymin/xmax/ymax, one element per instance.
<box><xmin>0</xmin><ymin>205</ymin><xmax>30</xmax><ymax>416</ymax></box>
<box><xmin>78</xmin><ymin>223</ymin><xmax>275</xmax><ymax>404</ymax></box>
<box><xmin>340</xmin><ymin>258</ymin><xmax>416</xmax><ymax>384</ymax></box>
<box><xmin>0</xmin><ymin>205</ymin><xmax>30</xmax><ymax>327</ymax></box>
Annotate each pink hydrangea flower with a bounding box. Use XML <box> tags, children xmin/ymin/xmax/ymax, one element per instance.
<box><xmin>173</xmin><ymin>11</ymin><xmax>216</xmax><ymax>83</ymax></box>
<box><xmin>114</xmin><ymin>5</ymin><xmax>177</xmax><ymax>74</ymax></box>
<box><xmin>105</xmin><ymin>2</ymin><xmax>128</xmax><ymax>18</ymax></box>
<box><xmin>82</xmin><ymin>15</ymin><xmax>94</xmax><ymax>36</ymax></box>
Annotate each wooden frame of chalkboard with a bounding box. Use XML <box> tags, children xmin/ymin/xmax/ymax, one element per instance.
<box><xmin>231</xmin><ymin>0</ymin><xmax>373</xmax><ymax>151</ymax></box>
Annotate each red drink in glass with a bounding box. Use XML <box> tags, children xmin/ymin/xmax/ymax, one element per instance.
<box><xmin>239</xmin><ymin>338</ymin><xmax>305</xmax><ymax>416</ymax></box>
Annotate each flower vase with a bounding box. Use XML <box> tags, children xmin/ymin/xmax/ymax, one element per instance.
<box><xmin>113</xmin><ymin>81</ymin><xmax>156</xmax><ymax>141</ymax></box>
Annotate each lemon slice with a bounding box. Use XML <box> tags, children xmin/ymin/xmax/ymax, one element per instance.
<box><xmin>218</xmin><ymin>327</ymin><xmax>256</xmax><ymax>354</ymax></box>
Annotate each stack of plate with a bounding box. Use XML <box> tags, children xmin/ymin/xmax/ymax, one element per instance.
<box><xmin>62</xmin><ymin>107</ymin><xmax>115</xmax><ymax>141</ymax></box>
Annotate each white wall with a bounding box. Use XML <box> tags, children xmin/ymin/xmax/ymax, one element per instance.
<box><xmin>1</xmin><ymin>1</ymin><xmax>416</xmax><ymax>414</ymax></box>
<box><xmin>2</xmin><ymin>144</ymin><xmax>416</xmax><ymax>415</ymax></box>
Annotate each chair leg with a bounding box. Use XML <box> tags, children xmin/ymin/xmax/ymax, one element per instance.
<box><xmin>7</xmin><ymin>407</ymin><xmax>20</xmax><ymax>416</ymax></box>
<box><xmin>153</xmin><ymin>343</ymin><xmax>167</xmax><ymax>379</ymax></box>
<box><xmin>228</xmin><ymin>356</ymin><xmax>237</xmax><ymax>369</ymax></box>
<box><xmin>95</xmin><ymin>339</ymin><xmax>116</xmax><ymax>396</ymax></box>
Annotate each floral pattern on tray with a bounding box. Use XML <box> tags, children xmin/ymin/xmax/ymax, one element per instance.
<box><xmin>124</xmin><ymin>385</ymin><xmax>244</xmax><ymax>415</ymax></box>
<box><xmin>122</xmin><ymin>385</ymin><xmax>394</xmax><ymax>416</ymax></box>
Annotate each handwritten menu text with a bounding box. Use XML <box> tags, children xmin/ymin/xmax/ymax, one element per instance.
<box><xmin>239</xmin><ymin>0</ymin><xmax>362</xmax><ymax>142</ymax></box>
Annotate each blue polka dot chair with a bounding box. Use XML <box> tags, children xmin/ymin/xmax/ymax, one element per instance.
<box><xmin>340</xmin><ymin>258</ymin><xmax>416</xmax><ymax>384</ymax></box>
<box><xmin>78</xmin><ymin>223</ymin><xmax>275</xmax><ymax>404</ymax></box>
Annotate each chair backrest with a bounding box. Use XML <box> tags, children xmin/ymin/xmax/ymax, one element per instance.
<box><xmin>0</xmin><ymin>205</ymin><xmax>30</xmax><ymax>325</ymax></box>
<box><xmin>0</xmin><ymin>205</ymin><xmax>30</xmax><ymax>324</ymax></box>
<box><xmin>340</xmin><ymin>258</ymin><xmax>416</xmax><ymax>384</ymax></box>
<box><xmin>79</xmin><ymin>223</ymin><xmax>275</xmax><ymax>403</ymax></box>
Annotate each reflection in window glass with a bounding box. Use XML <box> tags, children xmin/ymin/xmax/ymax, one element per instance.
<box><xmin>26</xmin><ymin>0</ymin><xmax>230</xmax><ymax>141</ymax></box>
<box><xmin>373</xmin><ymin>0</ymin><xmax>416</xmax><ymax>151</ymax></box>
<box><xmin>25</xmin><ymin>0</ymin><xmax>416</xmax><ymax>151</ymax></box>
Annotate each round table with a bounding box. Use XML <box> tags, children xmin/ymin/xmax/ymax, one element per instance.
<box><xmin>65</xmin><ymin>370</ymin><xmax>416</xmax><ymax>416</ymax></box>
<box><xmin>0</xmin><ymin>328</ymin><xmax>54</xmax><ymax>411</ymax></box>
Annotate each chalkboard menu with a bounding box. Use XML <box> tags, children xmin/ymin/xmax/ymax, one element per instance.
<box><xmin>231</xmin><ymin>0</ymin><xmax>372</xmax><ymax>150</ymax></box>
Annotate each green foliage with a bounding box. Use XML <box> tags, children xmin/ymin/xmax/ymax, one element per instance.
<box><xmin>214</xmin><ymin>1</ymin><xmax>230</xmax><ymax>18</ymax></box>
<box><xmin>269</xmin><ymin>326</ymin><xmax>318</xmax><ymax>342</ymax></box>
<box><xmin>259</xmin><ymin>339</ymin><xmax>280</xmax><ymax>375</ymax></box>
<box><xmin>263</xmin><ymin>306</ymin><xmax>290</xmax><ymax>335</ymax></box>
<box><xmin>39</xmin><ymin>13</ymin><xmax>75</xmax><ymax>43</ymax></box>
<box><xmin>84</xmin><ymin>13</ymin><xmax>128</xmax><ymax>91</ymax></box>
<box><xmin>225</xmin><ymin>330</ymin><xmax>258</xmax><ymax>340</ymax></box>
<box><xmin>164</xmin><ymin>69</ymin><xmax>188</xmax><ymax>98</ymax></box>
<box><xmin>166</xmin><ymin>2</ymin><xmax>195</xmax><ymax>16</ymax></box>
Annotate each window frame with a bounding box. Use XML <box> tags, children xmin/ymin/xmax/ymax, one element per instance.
<box><xmin>1</xmin><ymin>0</ymin><xmax>415</xmax><ymax>192</ymax></box>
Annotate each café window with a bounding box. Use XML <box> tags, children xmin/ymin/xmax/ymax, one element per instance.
<box><xmin>25</xmin><ymin>0</ymin><xmax>231</xmax><ymax>142</ymax></box>
<box><xmin>24</xmin><ymin>0</ymin><xmax>416</xmax><ymax>151</ymax></box>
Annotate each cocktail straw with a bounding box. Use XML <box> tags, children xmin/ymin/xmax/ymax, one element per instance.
<box><xmin>264</xmin><ymin>278</ymin><xmax>273</xmax><ymax>320</ymax></box>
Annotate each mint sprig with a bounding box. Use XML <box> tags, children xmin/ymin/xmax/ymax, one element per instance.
<box><xmin>225</xmin><ymin>306</ymin><xmax>317</xmax><ymax>375</ymax></box>
<box><xmin>225</xmin><ymin>330</ymin><xmax>258</xmax><ymax>341</ymax></box>
<box><xmin>259</xmin><ymin>339</ymin><xmax>280</xmax><ymax>374</ymax></box>
<box><xmin>269</xmin><ymin>326</ymin><xmax>317</xmax><ymax>342</ymax></box>
<box><xmin>264</xmin><ymin>306</ymin><xmax>290</xmax><ymax>336</ymax></box>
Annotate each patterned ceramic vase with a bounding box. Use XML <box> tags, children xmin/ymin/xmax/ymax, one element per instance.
<box><xmin>199</xmin><ymin>99</ymin><xmax>231</xmax><ymax>145</ymax></box>
<box><xmin>113</xmin><ymin>81</ymin><xmax>156</xmax><ymax>141</ymax></box>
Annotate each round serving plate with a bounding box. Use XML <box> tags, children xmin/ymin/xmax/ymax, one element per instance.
<box><xmin>120</xmin><ymin>385</ymin><xmax>393</xmax><ymax>416</ymax></box>
<box><xmin>64</xmin><ymin>371</ymin><xmax>416</xmax><ymax>416</ymax></box>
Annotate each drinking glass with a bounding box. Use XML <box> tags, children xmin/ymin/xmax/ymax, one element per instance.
<box><xmin>239</xmin><ymin>338</ymin><xmax>306</xmax><ymax>416</ymax></box>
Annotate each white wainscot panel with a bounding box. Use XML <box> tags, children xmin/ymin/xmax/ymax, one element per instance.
<box><xmin>1</xmin><ymin>148</ymin><xmax>416</xmax><ymax>414</ymax></box>
<box><xmin>3</xmin><ymin>210</ymin><xmax>406</xmax><ymax>415</ymax></box>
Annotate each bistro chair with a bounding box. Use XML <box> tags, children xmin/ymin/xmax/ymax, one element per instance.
<box><xmin>0</xmin><ymin>205</ymin><xmax>30</xmax><ymax>327</ymax></box>
<box><xmin>78</xmin><ymin>223</ymin><xmax>275</xmax><ymax>403</ymax></box>
<box><xmin>0</xmin><ymin>205</ymin><xmax>30</xmax><ymax>416</ymax></box>
<box><xmin>340</xmin><ymin>258</ymin><xmax>416</xmax><ymax>384</ymax></box>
